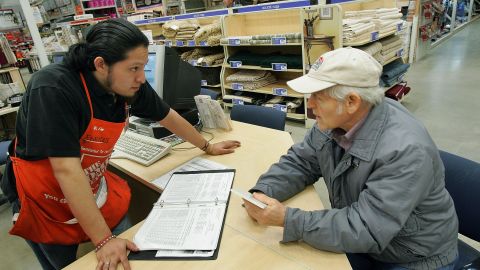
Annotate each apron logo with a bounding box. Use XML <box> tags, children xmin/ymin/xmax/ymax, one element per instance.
<box><xmin>93</xmin><ymin>126</ymin><xmax>105</xmax><ymax>131</ymax></box>
<box><xmin>83</xmin><ymin>160</ymin><xmax>108</xmax><ymax>184</ymax></box>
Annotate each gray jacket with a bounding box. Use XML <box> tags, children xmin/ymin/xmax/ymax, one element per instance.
<box><xmin>251</xmin><ymin>98</ymin><xmax>458</xmax><ymax>269</ymax></box>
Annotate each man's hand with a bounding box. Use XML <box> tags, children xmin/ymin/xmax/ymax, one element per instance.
<box><xmin>206</xmin><ymin>140</ymin><xmax>241</xmax><ymax>155</ymax></box>
<box><xmin>95</xmin><ymin>238</ymin><xmax>138</xmax><ymax>270</ymax></box>
<box><xmin>243</xmin><ymin>193</ymin><xmax>286</xmax><ymax>227</ymax></box>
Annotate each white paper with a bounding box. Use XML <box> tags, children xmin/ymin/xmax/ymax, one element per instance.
<box><xmin>160</xmin><ymin>172</ymin><xmax>234</xmax><ymax>203</ymax></box>
<box><xmin>134</xmin><ymin>205</ymin><xmax>225</xmax><ymax>250</ymax></box>
<box><xmin>155</xmin><ymin>249</ymin><xmax>214</xmax><ymax>258</ymax></box>
<box><xmin>152</xmin><ymin>157</ymin><xmax>229</xmax><ymax>189</ymax></box>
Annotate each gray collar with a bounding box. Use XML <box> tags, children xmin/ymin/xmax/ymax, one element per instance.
<box><xmin>346</xmin><ymin>98</ymin><xmax>388</xmax><ymax>162</ymax></box>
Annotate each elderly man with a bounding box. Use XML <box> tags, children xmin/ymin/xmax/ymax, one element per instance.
<box><xmin>243</xmin><ymin>48</ymin><xmax>458</xmax><ymax>269</ymax></box>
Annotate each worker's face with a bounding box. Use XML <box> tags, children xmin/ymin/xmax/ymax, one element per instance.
<box><xmin>106</xmin><ymin>45</ymin><xmax>148</xmax><ymax>97</ymax></box>
<box><xmin>307</xmin><ymin>90</ymin><xmax>348</xmax><ymax>131</ymax></box>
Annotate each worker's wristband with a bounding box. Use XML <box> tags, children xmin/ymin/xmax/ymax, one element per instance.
<box><xmin>94</xmin><ymin>234</ymin><xmax>116</xmax><ymax>253</ymax></box>
<box><xmin>201</xmin><ymin>141</ymin><xmax>210</xmax><ymax>152</ymax></box>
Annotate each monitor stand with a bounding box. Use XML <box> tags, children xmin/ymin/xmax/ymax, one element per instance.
<box><xmin>128</xmin><ymin>108</ymin><xmax>199</xmax><ymax>139</ymax></box>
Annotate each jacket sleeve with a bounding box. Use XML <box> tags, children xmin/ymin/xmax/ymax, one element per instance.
<box><xmin>282</xmin><ymin>144</ymin><xmax>436</xmax><ymax>254</ymax></box>
<box><xmin>250</xmin><ymin>127</ymin><xmax>323</xmax><ymax>202</ymax></box>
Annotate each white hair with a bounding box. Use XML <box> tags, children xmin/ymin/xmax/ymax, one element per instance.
<box><xmin>323</xmin><ymin>84</ymin><xmax>385</xmax><ymax>106</ymax></box>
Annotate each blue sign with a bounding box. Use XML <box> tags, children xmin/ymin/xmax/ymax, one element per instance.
<box><xmin>164</xmin><ymin>40</ymin><xmax>173</xmax><ymax>47</ymax></box>
<box><xmin>230</xmin><ymin>61</ymin><xmax>242</xmax><ymax>68</ymax></box>
<box><xmin>273</xmin><ymin>88</ymin><xmax>288</xmax><ymax>96</ymax></box>
<box><xmin>228</xmin><ymin>38</ymin><xmax>241</xmax><ymax>46</ymax></box>
<box><xmin>189</xmin><ymin>59</ymin><xmax>197</xmax><ymax>66</ymax></box>
<box><xmin>233</xmin><ymin>0</ymin><xmax>311</xmax><ymax>13</ymax></box>
<box><xmin>134</xmin><ymin>16</ymin><xmax>174</xmax><ymax>25</ymax></box>
<box><xmin>232</xmin><ymin>98</ymin><xmax>244</xmax><ymax>105</ymax></box>
<box><xmin>272</xmin><ymin>37</ymin><xmax>287</xmax><ymax>45</ymax></box>
<box><xmin>188</xmin><ymin>40</ymin><xmax>196</xmax><ymax>46</ymax></box>
<box><xmin>232</xmin><ymin>83</ymin><xmax>244</xmax><ymax>91</ymax></box>
<box><xmin>201</xmin><ymin>80</ymin><xmax>207</xmax><ymax>86</ymax></box>
<box><xmin>371</xmin><ymin>31</ymin><xmax>379</xmax><ymax>41</ymax></box>
<box><xmin>273</xmin><ymin>104</ymin><xmax>287</xmax><ymax>112</ymax></box>
<box><xmin>175</xmin><ymin>9</ymin><xmax>229</xmax><ymax>20</ymax></box>
<box><xmin>176</xmin><ymin>40</ymin><xmax>184</xmax><ymax>47</ymax></box>
<box><xmin>272</xmin><ymin>63</ymin><xmax>287</xmax><ymax>71</ymax></box>
<box><xmin>397</xmin><ymin>23</ymin><xmax>403</xmax><ymax>32</ymax></box>
<box><xmin>200</xmin><ymin>41</ymin><xmax>208</xmax><ymax>46</ymax></box>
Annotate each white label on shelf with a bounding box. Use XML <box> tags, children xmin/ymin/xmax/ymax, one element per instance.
<box><xmin>232</xmin><ymin>98</ymin><xmax>244</xmax><ymax>105</ymax></box>
<box><xmin>229</xmin><ymin>38</ymin><xmax>241</xmax><ymax>46</ymax></box>
<box><xmin>200</xmin><ymin>41</ymin><xmax>208</xmax><ymax>46</ymax></box>
<box><xmin>273</xmin><ymin>88</ymin><xmax>288</xmax><ymax>96</ymax></box>
<box><xmin>397</xmin><ymin>23</ymin><xmax>403</xmax><ymax>32</ymax></box>
<box><xmin>189</xmin><ymin>59</ymin><xmax>197</xmax><ymax>66</ymax></box>
<box><xmin>201</xmin><ymin>80</ymin><xmax>207</xmax><ymax>86</ymax></box>
<box><xmin>176</xmin><ymin>40</ymin><xmax>184</xmax><ymax>47</ymax></box>
<box><xmin>271</xmin><ymin>63</ymin><xmax>288</xmax><ymax>71</ymax></box>
<box><xmin>396</xmin><ymin>48</ymin><xmax>404</xmax><ymax>57</ymax></box>
<box><xmin>371</xmin><ymin>31</ymin><xmax>379</xmax><ymax>41</ymax></box>
<box><xmin>164</xmin><ymin>40</ymin><xmax>173</xmax><ymax>47</ymax></box>
<box><xmin>271</xmin><ymin>37</ymin><xmax>287</xmax><ymax>45</ymax></box>
<box><xmin>74</xmin><ymin>14</ymin><xmax>93</xmax><ymax>20</ymax></box>
<box><xmin>230</xmin><ymin>61</ymin><xmax>242</xmax><ymax>68</ymax></box>
<box><xmin>232</xmin><ymin>83</ymin><xmax>244</xmax><ymax>90</ymax></box>
<box><xmin>273</xmin><ymin>104</ymin><xmax>287</xmax><ymax>112</ymax></box>
<box><xmin>188</xmin><ymin>40</ymin><xmax>196</xmax><ymax>46</ymax></box>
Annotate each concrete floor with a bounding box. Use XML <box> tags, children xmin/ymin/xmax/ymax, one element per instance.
<box><xmin>1</xmin><ymin>18</ymin><xmax>479</xmax><ymax>269</ymax></box>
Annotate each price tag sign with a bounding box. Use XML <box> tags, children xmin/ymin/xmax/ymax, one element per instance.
<box><xmin>199</xmin><ymin>41</ymin><xmax>208</xmax><ymax>46</ymax></box>
<box><xmin>176</xmin><ymin>40</ymin><xmax>184</xmax><ymax>47</ymax></box>
<box><xmin>273</xmin><ymin>104</ymin><xmax>287</xmax><ymax>112</ymax></box>
<box><xmin>233</xmin><ymin>98</ymin><xmax>244</xmax><ymax>105</ymax></box>
<box><xmin>271</xmin><ymin>37</ymin><xmax>287</xmax><ymax>45</ymax></box>
<box><xmin>273</xmin><ymin>87</ymin><xmax>288</xmax><ymax>96</ymax></box>
<box><xmin>370</xmin><ymin>31</ymin><xmax>379</xmax><ymax>41</ymax></box>
<box><xmin>396</xmin><ymin>48</ymin><xmax>404</xmax><ymax>57</ymax></box>
<box><xmin>201</xmin><ymin>80</ymin><xmax>207</xmax><ymax>86</ymax></box>
<box><xmin>164</xmin><ymin>40</ymin><xmax>173</xmax><ymax>47</ymax></box>
<box><xmin>232</xmin><ymin>83</ymin><xmax>244</xmax><ymax>91</ymax></box>
<box><xmin>397</xmin><ymin>23</ymin><xmax>403</xmax><ymax>32</ymax></box>
<box><xmin>229</xmin><ymin>38</ymin><xmax>241</xmax><ymax>46</ymax></box>
<box><xmin>187</xmin><ymin>40</ymin><xmax>196</xmax><ymax>46</ymax></box>
<box><xmin>230</xmin><ymin>61</ymin><xmax>242</xmax><ymax>68</ymax></box>
<box><xmin>189</xmin><ymin>59</ymin><xmax>197</xmax><ymax>66</ymax></box>
<box><xmin>272</xmin><ymin>63</ymin><xmax>288</xmax><ymax>71</ymax></box>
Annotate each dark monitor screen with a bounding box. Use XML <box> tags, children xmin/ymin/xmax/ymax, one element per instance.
<box><xmin>162</xmin><ymin>47</ymin><xmax>201</xmax><ymax>112</ymax></box>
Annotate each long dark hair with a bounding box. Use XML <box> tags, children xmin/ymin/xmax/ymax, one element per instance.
<box><xmin>64</xmin><ymin>19</ymin><xmax>149</xmax><ymax>71</ymax></box>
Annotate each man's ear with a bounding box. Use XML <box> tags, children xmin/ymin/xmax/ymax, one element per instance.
<box><xmin>345</xmin><ymin>92</ymin><xmax>362</xmax><ymax>114</ymax></box>
<box><xmin>93</xmin><ymin>56</ymin><xmax>108</xmax><ymax>75</ymax></box>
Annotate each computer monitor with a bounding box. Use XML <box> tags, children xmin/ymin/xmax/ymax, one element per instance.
<box><xmin>52</xmin><ymin>54</ymin><xmax>65</xmax><ymax>64</ymax></box>
<box><xmin>146</xmin><ymin>45</ymin><xmax>201</xmax><ymax>112</ymax></box>
<box><xmin>132</xmin><ymin>45</ymin><xmax>201</xmax><ymax>138</ymax></box>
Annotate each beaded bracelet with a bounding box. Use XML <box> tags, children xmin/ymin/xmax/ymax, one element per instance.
<box><xmin>94</xmin><ymin>234</ymin><xmax>117</xmax><ymax>253</ymax></box>
<box><xmin>201</xmin><ymin>141</ymin><xmax>210</xmax><ymax>152</ymax></box>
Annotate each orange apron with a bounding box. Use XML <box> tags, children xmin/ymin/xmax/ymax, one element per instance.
<box><xmin>9</xmin><ymin>73</ymin><xmax>131</xmax><ymax>245</ymax></box>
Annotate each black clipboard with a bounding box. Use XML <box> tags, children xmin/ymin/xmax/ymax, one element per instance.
<box><xmin>128</xmin><ymin>169</ymin><xmax>235</xmax><ymax>260</ymax></box>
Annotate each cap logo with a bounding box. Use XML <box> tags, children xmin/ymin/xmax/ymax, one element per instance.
<box><xmin>310</xmin><ymin>57</ymin><xmax>324</xmax><ymax>71</ymax></box>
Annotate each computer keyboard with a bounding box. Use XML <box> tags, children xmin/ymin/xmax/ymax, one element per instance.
<box><xmin>112</xmin><ymin>131</ymin><xmax>171</xmax><ymax>166</ymax></box>
<box><xmin>159</xmin><ymin>134</ymin><xmax>185</xmax><ymax>147</ymax></box>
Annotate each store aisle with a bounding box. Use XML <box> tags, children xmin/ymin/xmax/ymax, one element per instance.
<box><xmin>402</xmin><ymin>18</ymin><xmax>480</xmax><ymax>162</ymax></box>
<box><xmin>1</xmin><ymin>19</ymin><xmax>479</xmax><ymax>269</ymax></box>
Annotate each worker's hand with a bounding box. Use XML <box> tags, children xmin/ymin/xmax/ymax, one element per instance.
<box><xmin>206</xmin><ymin>140</ymin><xmax>241</xmax><ymax>155</ymax></box>
<box><xmin>243</xmin><ymin>192</ymin><xmax>286</xmax><ymax>227</ymax></box>
<box><xmin>95</xmin><ymin>238</ymin><xmax>139</xmax><ymax>270</ymax></box>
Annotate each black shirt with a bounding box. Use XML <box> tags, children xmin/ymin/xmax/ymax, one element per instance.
<box><xmin>15</xmin><ymin>63</ymin><xmax>170</xmax><ymax>160</ymax></box>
